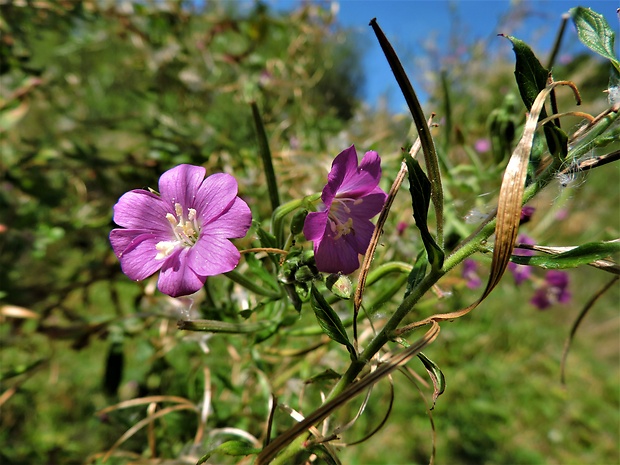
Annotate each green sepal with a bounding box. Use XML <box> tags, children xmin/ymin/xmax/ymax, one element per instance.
<box><xmin>310</xmin><ymin>284</ymin><xmax>356</xmax><ymax>361</ymax></box>
<box><xmin>290</xmin><ymin>208</ymin><xmax>308</xmax><ymax>236</ymax></box>
<box><xmin>405</xmin><ymin>155</ymin><xmax>444</xmax><ymax>271</ymax></box>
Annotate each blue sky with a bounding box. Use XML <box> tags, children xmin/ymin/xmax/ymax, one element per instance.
<box><xmin>266</xmin><ymin>0</ymin><xmax>619</xmax><ymax>111</ymax></box>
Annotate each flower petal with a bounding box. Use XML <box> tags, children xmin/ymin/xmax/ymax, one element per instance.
<box><xmin>201</xmin><ymin>196</ymin><xmax>252</xmax><ymax>238</ymax></box>
<box><xmin>303</xmin><ymin>210</ymin><xmax>329</xmax><ymax>243</ymax></box>
<box><xmin>110</xmin><ymin>230</ymin><xmax>167</xmax><ymax>281</ymax></box>
<box><xmin>314</xmin><ymin>228</ymin><xmax>360</xmax><ymax>274</ymax></box>
<box><xmin>339</xmin><ymin>150</ymin><xmax>383</xmax><ymax>197</ymax></box>
<box><xmin>158</xmin><ymin>248</ymin><xmax>206</xmax><ymax>297</ymax></box>
<box><xmin>112</xmin><ymin>190</ymin><xmax>172</xmax><ymax>232</ymax></box>
<box><xmin>341</xmin><ymin>216</ymin><xmax>376</xmax><ymax>255</ymax></box>
<box><xmin>159</xmin><ymin>164</ymin><xmax>206</xmax><ymax>208</ymax></box>
<box><xmin>194</xmin><ymin>173</ymin><xmax>240</xmax><ymax>224</ymax></box>
<box><xmin>322</xmin><ymin>146</ymin><xmax>355</xmax><ymax>204</ymax></box>
<box><xmin>345</xmin><ymin>190</ymin><xmax>387</xmax><ymax>220</ymax></box>
<box><xmin>188</xmin><ymin>235</ymin><xmax>241</xmax><ymax>276</ymax></box>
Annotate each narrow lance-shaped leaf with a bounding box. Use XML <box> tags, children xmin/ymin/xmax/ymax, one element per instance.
<box><xmin>502</xmin><ymin>35</ymin><xmax>569</xmax><ymax>158</ymax></box>
<box><xmin>405</xmin><ymin>154</ymin><xmax>444</xmax><ymax>271</ymax></box>
<box><xmin>370</xmin><ymin>18</ymin><xmax>444</xmax><ymax>244</ymax></box>
<box><xmin>511</xmin><ymin>240</ymin><xmax>620</xmax><ymax>270</ymax></box>
<box><xmin>570</xmin><ymin>6</ymin><xmax>620</xmax><ymax>74</ymax></box>
<box><xmin>417</xmin><ymin>352</ymin><xmax>445</xmax><ymax>409</ymax></box>
<box><xmin>310</xmin><ymin>284</ymin><xmax>356</xmax><ymax>361</ymax></box>
<box><xmin>251</xmin><ymin>101</ymin><xmax>280</xmax><ymax>211</ymax></box>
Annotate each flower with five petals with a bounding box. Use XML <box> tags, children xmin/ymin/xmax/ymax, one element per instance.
<box><xmin>109</xmin><ymin>164</ymin><xmax>251</xmax><ymax>297</ymax></box>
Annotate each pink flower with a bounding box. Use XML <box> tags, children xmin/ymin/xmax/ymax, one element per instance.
<box><xmin>474</xmin><ymin>138</ymin><xmax>491</xmax><ymax>153</ymax></box>
<box><xmin>303</xmin><ymin>145</ymin><xmax>387</xmax><ymax>274</ymax></box>
<box><xmin>109</xmin><ymin>164</ymin><xmax>252</xmax><ymax>297</ymax></box>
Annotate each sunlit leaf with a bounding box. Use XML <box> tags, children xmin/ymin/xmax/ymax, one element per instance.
<box><xmin>502</xmin><ymin>35</ymin><xmax>568</xmax><ymax>158</ymax></box>
<box><xmin>570</xmin><ymin>7</ymin><xmax>620</xmax><ymax>73</ymax></box>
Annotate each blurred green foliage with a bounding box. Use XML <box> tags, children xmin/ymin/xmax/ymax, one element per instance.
<box><xmin>1</xmin><ymin>1</ymin><xmax>618</xmax><ymax>465</ymax></box>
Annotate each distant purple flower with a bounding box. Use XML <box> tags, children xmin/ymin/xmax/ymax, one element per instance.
<box><xmin>110</xmin><ymin>164</ymin><xmax>252</xmax><ymax>297</ymax></box>
<box><xmin>508</xmin><ymin>234</ymin><xmax>535</xmax><ymax>285</ymax></box>
<box><xmin>531</xmin><ymin>270</ymin><xmax>571</xmax><ymax>310</ymax></box>
<box><xmin>303</xmin><ymin>145</ymin><xmax>387</xmax><ymax>274</ymax></box>
<box><xmin>474</xmin><ymin>138</ymin><xmax>491</xmax><ymax>153</ymax></box>
<box><xmin>520</xmin><ymin>205</ymin><xmax>536</xmax><ymax>224</ymax></box>
<box><xmin>462</xmin><ymin>259</ymin><xmax>482</xmax><ymax>289</ymax></box>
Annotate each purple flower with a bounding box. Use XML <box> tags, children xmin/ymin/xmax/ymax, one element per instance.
<box><xmin>474</xmin><ymin>138</ymin><xmax>491</xmax><ymax>153</ymax></box>
<box><xmin>508</xmin><ymin>234</ymin><xmax>535</xmax><ymax>285</ymax></box>
<box><xmin>531</xmin><ymin>270</ymin><xmax>571</xmax><ymax>310</ymax></box>
<box><xmin>303</xmin><ymin>145</ymin><xmax>387</xmax><ymax>274</ymax></box>
<box><xmin>109</xmin><ymin>164</ymin><xmax>252</xmax><ymax>297</ymax></box>
<box><xmin>462</xmin><ymin>259</ymin><xmax>482</xmax><ymax>289</ymax></box>
<box><xmin>520</xmin><ymin>205</ymin><xmax>536</xmax><ymax>224</ymax></box>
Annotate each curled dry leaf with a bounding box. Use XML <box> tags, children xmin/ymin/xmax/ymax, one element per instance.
<box><xmin>396</xmin><ymin>80</ymin><xmax>581</xmax><ymax>333</ymax></box>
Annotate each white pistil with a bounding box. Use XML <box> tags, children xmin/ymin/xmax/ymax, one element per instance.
<box><xmin>156</xmin><ymin>203</ymin><xmax>201</xmax><ymax>260</ymax></box>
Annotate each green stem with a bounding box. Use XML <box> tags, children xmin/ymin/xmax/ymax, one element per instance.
<box><xmin>268</xmin><ymin>165</ymin><xmax>558</xmax><ymax>462</ymax></box>
<box><xmin>224</xmin><ymin>270</ymin><xmax>281</xmax><ymax>299</ymax></box>
<box><xmin>177</xmin><ymin>319</ymin><xmax>271</xmax><ymax>333</ymax></box>
<box><xmin>272</xmin><ymin>195</ymin><xmax>320</xmax><ymax>247</ymax></box>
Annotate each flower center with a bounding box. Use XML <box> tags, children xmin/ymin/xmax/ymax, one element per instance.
<box><xmin>328</xmin><ymin>198</ymin><xmax>361</xmax><ymax>240</ymax></box>
<box><xmin>155</xmin><ymin>203</ymin><xmax>200</xmax><ymax>259</ymax></box>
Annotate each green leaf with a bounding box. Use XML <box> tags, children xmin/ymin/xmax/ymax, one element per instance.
<box><xmin>310</xmin><ymin>284</ymin><xmax>356</xmax><ymax>360</ymax></box>
<box><xmin>196</xmin><ymin>440</ymin><xmax>260</xmax><ymax>464</ymax></box>
<box><xmin>504</xmin><ymin>35</ymin><xmax>549</xmax><ymax>110</ymax></box>
<box><xmin>404</xmin><ymin>250</ymin><xmax>428</xmax><ymax>299</ymax></box>
<box><xmin>570</xmin><ymin>7</ymin><xmax>620</xmax><ymax>73</ymax></box>
<box><xmin>305</xmin><ymin>368</ymin><xmax>341</xmax><ymax>384</ymax></box>
<box><xmin>417</xmin><ymin>352</ymin><xmax>445</xmax><ymax>409</ymax></box>
<box><xmin>511</xmin><ymin>241</ymin><xmax>620</xmax><ymax>269</ymax></box>
<box><xmin>503</xmin><ymin>35</ymin><xmax>568</xmax><ymax>158</ymax></box>
<box><xmin>405</xmin><ymin>155</ymin><xmax>444</xmax><ymax>271</ymax></box>
<box><xmin>255</xmin><ymin>222</ymin><xmax>277</xmax><ymax>249</ymax></box>
<box><xmin>251</xmin><ymin>101</ymin><xmax>280</xmax><ymax>211</ymax></box>
<box><xmin>370</xmin><ymin>18</ymin><xmax>444</xmax><ymax>243</ymax></box>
